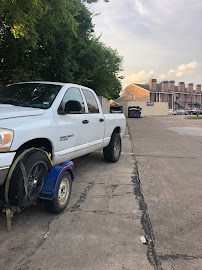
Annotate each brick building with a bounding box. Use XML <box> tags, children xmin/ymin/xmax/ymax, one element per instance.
<box><xmin>118</xmin><ymin>79</ymin><xmax>202</xmax><ymax>110</ymax></box>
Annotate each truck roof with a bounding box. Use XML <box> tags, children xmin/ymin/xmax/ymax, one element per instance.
<box><xmin>8</xmin><ymin>81</ymin><xmax>66</xmax><ymax>86</ymax></box>
<box><xmin>7</xmin><ymin>81</ymin><xmax>93</xmax><ymax>91</ymax></box>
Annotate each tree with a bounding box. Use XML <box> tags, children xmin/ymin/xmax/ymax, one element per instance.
<box><xmin>0</xmin><ymin>0</ymin><xmax>80</xmax><ymax>84</ymax></box>
<box><xmin>0</xmin><ymin>0</ymin><xmax>123</xmax><ymax>99</ymax></box>
<box><xmin>73</xmin><ymin>37</ymin><xmax>123</xmax><ymax>98</ymax></box>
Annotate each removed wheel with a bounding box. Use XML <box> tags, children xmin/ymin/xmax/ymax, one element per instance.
<box><xmin>44</xmin><ymin>171</ymin><xmax>72</xmax><ymax>214</ymax></box>
<box><xmin>103</xmin><ymin>133</ymin><xmax>122</xmax><ymax>163</ymax></box>
<box><xmin>6</xmin><ymin>148</ymin><xmax>52</xmax><ymax>207</ymax></box>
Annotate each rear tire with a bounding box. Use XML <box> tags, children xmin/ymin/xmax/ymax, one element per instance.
<box><xmin>103</xmin><ymin>133</ymin><xmax>122</xmax><ymax>163</ymax></box>
<box><xmin>44</xmin><ymin>171</ymin><xmax>72</xmax><ymax>214</ymax></box>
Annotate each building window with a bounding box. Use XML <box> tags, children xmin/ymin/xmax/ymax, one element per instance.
<box><xmin>132</xmin><ymin>94</ymin><xmax>135</xmax><ymax>100</ymax></box>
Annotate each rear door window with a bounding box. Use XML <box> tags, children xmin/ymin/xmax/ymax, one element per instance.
<box><xmin>82</xmin><ymin>89</ymin><xmax>99</xmax><ymax>113</ymax></box>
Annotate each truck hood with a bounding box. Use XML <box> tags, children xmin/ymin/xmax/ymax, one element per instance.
<box><xmin>0</xmin><ymin>104</ymin><xmax>45</xmax><ymax>120</ymax></box>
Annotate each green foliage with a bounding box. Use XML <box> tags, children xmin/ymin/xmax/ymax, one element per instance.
<box><xmin>74</xmin><ymin>37</ymin><xmax>123</xmax><ymax>99</ymax></box>
<box><xmin>0</xmin><ymin>0</ymin><xmax>49</xmax><ymax>47</ymax></box>
<box><xmin>0</xmin><ymin>0</ymin><xmax>123</xmax><ymax>99</ymax></box>
<box><xmin>186</xmin><ymin>116</ymin><xmax>202</xmax><ymax>119</ymax></box>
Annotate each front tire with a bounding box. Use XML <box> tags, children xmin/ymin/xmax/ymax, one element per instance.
<box><xmin>44</xmin><ymin>171</ymin><xmax>72</xmax><ymax>214</ymax></box>
<box><xmin>7</xmin><ymin>149</ymin><xmax>52</xmax><ymax>207</ymax></box>
<box><xmin>103</xmin><ymin>133</ymin><xmax>122</xmax><ymax>163</ymax></box>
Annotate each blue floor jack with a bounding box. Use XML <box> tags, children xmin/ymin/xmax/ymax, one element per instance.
<box><xmin>0</xmin><ymin>161</ymin><xmax>74</xmax><ymax>231</ymax></box>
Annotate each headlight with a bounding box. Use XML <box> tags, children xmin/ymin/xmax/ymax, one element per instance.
<box><xmin>0</xmin><ymin>129</ymin><xmax>14</xmax><ymax>152</ymax></box>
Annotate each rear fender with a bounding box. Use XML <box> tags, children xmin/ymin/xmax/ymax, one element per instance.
<box><xmin>39</xmin><ymin>161</ymin><xmax>74</xmax><ymax>200</ymax></box>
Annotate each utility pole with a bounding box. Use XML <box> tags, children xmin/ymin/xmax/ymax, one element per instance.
<box><xmin>191</xmin><ymin>94</ymin><xmax>192</xmax><ymax>109</ymax></box>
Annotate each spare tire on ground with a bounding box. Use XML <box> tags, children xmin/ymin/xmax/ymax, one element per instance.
<box><xmin>5</xmin><ymin>148</ymin><xmax>52</xmax><ymax>207</ymax></box>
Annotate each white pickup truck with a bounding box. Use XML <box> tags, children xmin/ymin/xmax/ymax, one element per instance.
<box><xmin>0</xmin><ymin>82</ymin><xmax>126</xmax><ymax>212</ymax></box>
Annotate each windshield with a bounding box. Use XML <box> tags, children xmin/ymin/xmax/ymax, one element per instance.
<box><xmin>0</xmin><ymin>83</ymin><xmax>62</xmax><ymax>109</ymax></box>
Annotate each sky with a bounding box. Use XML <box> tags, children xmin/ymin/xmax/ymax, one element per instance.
<box><xmin>86</xmin><ymin>0</ymin><xmax>202</xmax><ymax>89</ymax></box>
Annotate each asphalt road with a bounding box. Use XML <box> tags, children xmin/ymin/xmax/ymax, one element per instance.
<box><xmin>128</xmin><ymin>115</ymin><xmax>202</xmax><ymax>270</ymax></box>
<box><xmin>0</xmin><ymin>130</ymin><xmax>153</xmax><ymax>270</ymax></box>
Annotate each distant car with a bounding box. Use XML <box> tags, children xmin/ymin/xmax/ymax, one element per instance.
<box><xmin>176</xmin><ymin>109</ymin><xmax>187</xmax><ymax>115</ymax></box>
<box><xmin>188</xmin><ymin>108</ymin><xmax>200</xmax><ymax>115</ymax></box>
<box><xmin>168</xmin><ymin>109</ymin><xmax>177</xmax><ymax>115</ymax></box>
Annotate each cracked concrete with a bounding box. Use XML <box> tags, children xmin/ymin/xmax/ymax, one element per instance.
<box><xmin>2</xmin><ymin>116</ymin><xmax>201</xmax><ymax>270</ymax></box>
<box><xmin>0</xmin><ymin>128</ymin><xmax>153</xmax><ymax>270</ymax></box>
<box><xmin>128</xmin><ymin>116</ymin><xmax>202</xmax><ymax>270</ymax></box>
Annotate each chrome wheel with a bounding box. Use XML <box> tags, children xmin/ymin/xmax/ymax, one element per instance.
<box><xmin>58</xmin><ymin>177</ymin><xmax>70</xmax><ymax>206</ymax></box>
<box><xmin>44</xmin><ymin>171</ymin><xmax>72</xmax><ymax>213</ymax></box>
<box><xmin>114</xmin><ymin>137</ymin><xmax>121</xmax><ymax>158</ymax></box>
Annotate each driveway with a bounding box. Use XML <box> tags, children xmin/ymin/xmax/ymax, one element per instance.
<box><xmin>128</xmin><ymin>115</ymin><xmax>202</xmax><ymax>270</ymax></box>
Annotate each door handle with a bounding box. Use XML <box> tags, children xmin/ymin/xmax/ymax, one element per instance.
<box><xmin>82</xmin><ymin>120</ymin><xmax>89</xmax><ymax>124</ymax></box>
<box><xmin>99</xmin><ymin>119</ymin><xmax>104</xmax><ymax>122</ymax></box>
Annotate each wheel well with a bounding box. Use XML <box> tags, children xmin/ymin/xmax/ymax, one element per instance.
<box><xmin>113</xmin><ymin>127</ymin><xmax>120</xmax><ymax>134</ymax></box>
<box><xmin>66</xmin><ymin>169</ymin><xmax>74</xmax><ymax>181</ymax></box>
<box><xmin>16</xmin><ymin>138</ymin><xmax>53</xmax><ymax>158</ymax></box>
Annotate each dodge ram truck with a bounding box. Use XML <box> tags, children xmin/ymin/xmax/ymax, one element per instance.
<box><xmin>0</xmin><ymin>82</ymin><xmax>126</xmax><ymax>212</ymax></box>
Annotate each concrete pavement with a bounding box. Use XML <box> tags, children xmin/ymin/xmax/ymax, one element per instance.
<box><xmin>0</xmin><ymin>129</ymin><xmax>154</xmax><ymax>270</ymax></box>
<box><xmin>128</xmin><ymin>116</ymin><xmax>202</xmax><ymax>270</ymax></box>
<box><xmin>3</xmin><ymin>115</ymin><xmax>200</xmax><ymax>270</ymax></box>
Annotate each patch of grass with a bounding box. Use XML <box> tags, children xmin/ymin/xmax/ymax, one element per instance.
<box><xmin>185</xmin><ymin>115</ymin><xmax>202</xmax><ymax>119</ymax></box>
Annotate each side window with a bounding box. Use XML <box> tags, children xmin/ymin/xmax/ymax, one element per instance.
<box><xmin>60</xmin><ymin>87</ymin><xmax>85</xmax><ymax>114</ymax></box>
<box><xmin>82</xmin><ymin>89</ymin><xmax>99</xmax><ymax>113</ymax></box>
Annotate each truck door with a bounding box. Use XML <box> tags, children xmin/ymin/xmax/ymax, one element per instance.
<box><xmin>55</xmin><ymin>87</ymin><xmax>91</xmax><ymax>164</ymax></box>
<box><xmin>81</xmin><ymin>88</ymin><xmax>105</xmax><ymax>152</ymax></box>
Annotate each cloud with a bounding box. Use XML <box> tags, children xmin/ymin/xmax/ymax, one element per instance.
<box><xmin>177</xmin><ymin>62</ymin><xmax>200</xmax><ymax>72</ymax></box>
<box><xmin>135</xmin><ymin>0</ymin><xmax>148</xmax><ymax>16</ymax></box>
<box><xmin>86</xmin><ymin>1</ymin><xmax>202</xmax><ymax>88</ymax></box>
<box><xmin>160</xmin><ymin>61</ymin><xmax>200</xmax><ymax>80</ymax></box>
<box><xmin>122</xmin><ymin>70</ymin><xmax>154</xmax><ymax>88</ymax></box>
<box><xmin>122</xmin><ymin>61</ymin><xmax>201</xmax><ymax>88</ymax></box>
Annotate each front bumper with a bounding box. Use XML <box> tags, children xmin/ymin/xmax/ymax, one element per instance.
<box><xmin>0</xmin><ymin>152</ymin><xmax>16</xmax><ymax>185</ymax></box>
